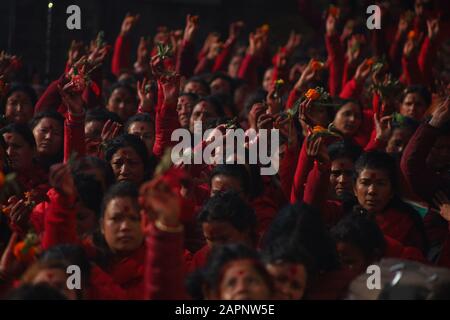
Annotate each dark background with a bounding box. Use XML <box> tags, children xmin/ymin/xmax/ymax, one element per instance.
<box><xmin>1</xmin><ymin>0</ymin><xmax>442</xmax><ymax>84</ymax></box>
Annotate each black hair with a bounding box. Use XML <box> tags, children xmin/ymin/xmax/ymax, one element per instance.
<box><xmin>2</xmin><ymin>83</ymin><xmax>38</xmax><ymax>113</ymax></box>
<box><xmin>195</xmin><ymin>95</ymin><xmax>225</xmax><ymax>118</ymax></box>
<box><xmin>73</xmin><ymin>173</ymin><xmax>104</xmax><ymax>218</ymax></box>
<box><xmin>210</xmin><ymin>164</ymin><xmax>251</xmax><ymax>197</ymax></box>
<box><xmin>29</xmin><ymin>110</ymin><xmax>64</xmax><ymax>131</ymax></box>
<box><xmin>0</xmin><ymin>123</ymin><xmax>36</xmax><ymax>148</ymax></box>
<box><xmin>203</xmin><ymin>243</ymin><xmax>274</xmax><ymax>296</ymax></box>
<box><xmin>86</xmin><ymin>107</ymin><xmax>122</xmax><ymax>124</ymax></box>
<box><xmin>209</xmin><ymin>72</ymin><xmax>235</xmax><ymax>93</ymax></box>
<box><xmin>39</xmin><ymin>244</ymin><xmax>91</xmax><ymax>285</ymax></box>
<box><xmin>263</xmin><ymin>202</ymin><xmax>340</xmax><ymax>274</ymax></box>
<box><xmin>104</xmin><ymin>134</ymin><xmax>150</xmax><ymax>178</ymax></box>
<box><xmin>331</xmin><ymin>213</ymin><xmax>386</xmax><ymax>260</ymax></box>
<box><xmin>185</xmin><ymin>76</ymin><xmax>211</xmax><ymax>96</ymax></box>
<box><xmin>125</xmin><ymin>112</ymin><xmax>154</xmax><ymax>132</ymax></box>
<box><xmin>100</xmin><ymin>181</ymin><xmax>139</xmax><ymax>218</ymax></box>
<box><xmin>6</xmin><ymin>284</ymin><xmax>67</xmax><ymax>300</ymax></box>
<box><xmin>354</xmin><ymin>151</ymin><xmax>399</xmax><ymax>191</ymax></box>
<box><xmin>262</xmin><ymin>239</ymin><xmax>312</xmax><ymax>275</ymax></box>
<box><xmin>198</xmin><ymin>191</ymin><xmax>257</xmax><ymax>237</ymax></box>
<box><xmin>108</xmin><ymin>81</ymin><xmax>137</xmax><ymax>101</ymax></box>
<box><xmin>402</xmin><ymin>85</ymin><xmax>432</xmax><ymax>107</ymax></box>
<box><xmin>179</xmin><ymin>92</ymin><xmax>200</xmax><ymax>105</ymax></box>
<box><xmin>328</xmin><ymin>140</ymin><xmax>362</xmax><ymax>163</ymax></box>
<box><xmin>70</xmin><ymin>156</ymin><xmax>115</xmax><ymax>189</ymax></box>
<box><xmin>185</xmin><ymin>268</ymin><xmax>206</xmax><ymax>300</ymax></box>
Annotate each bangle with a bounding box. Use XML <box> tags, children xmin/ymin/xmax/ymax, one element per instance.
<box><xmin>154</xmin><ymin>220</ymin><xmax>183</xmax><ymax>233</ymax></box>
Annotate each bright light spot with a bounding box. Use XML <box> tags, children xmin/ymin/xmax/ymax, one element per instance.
<box><xmin>48</xmin><ymin>2</ymin><xmax>53</xmax><ymax>9</ymax></box>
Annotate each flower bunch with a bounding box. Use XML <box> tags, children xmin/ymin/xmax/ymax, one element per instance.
<box><xmin>13</xmin><ymin>231</ymin><xmax>40</xmax><ymax>264</ymax></box>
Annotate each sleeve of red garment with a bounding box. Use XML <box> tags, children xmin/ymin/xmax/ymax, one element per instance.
<box><xmin>341</xmin><ymin>60</ymin><xmax>355</xmax><ymax>87</ymax></box>
<box><xmin>212</xmin><ymin>39</ymin><xmax>235</xmax><ymax>73</ymax></box>
<box><xmin>111</xmin><ymin>34</ymin><xmax>131</xmax><ymax>77</ymax></box>
<box><xmin>372</xmin><ymin>93</ymin><xmax>381</xmax><ymax>115</ymax></box>
<box><xmin>279</xmin><ymin>144</ymin><xmax>300</xmax><ymax>200</ymax></box>
<box><xmin>152</xmin><ymin>98</ymin><xmax>179</xmax><ymax>158</ymax></box>
<box><xmin>339</xmin><ymin>78</ymin><xmax>363</xmax><ymax>100</ymax></box>
<box><xmin>389</xmin><ymin>34</ymin><xmax>405</xmax><ymax>72</ymax></box>
<box><xmin>290</xmin><ymin>139</ymin><xmax>313</xmax><ymax>204</ymax></box>
<box><xmin>34</xmin><ymin>74</ymin><xmax>66</xmax><ymax>114</ymax></box>
<box><xmin>237</xmin><ymin>54</ymin><xmax>259</xmax><ymax>89</ymax></box>
<box><xmin>418</xmin><ymin>36</ymin><xmax>437</xmax><ymax>88</ymax></box>
<box><xmin>194</xmin><ymin>56</ymin><xmax>215</xmax><ymax>75</ymax></box>
<box><xmin>325</xmin><ymin>34</ymin><xmax>344</xmax><ymax>97</ymax></box>
<box><xmin>176</xmin><ymin>40</ymin><xmax>197</xmax><ymax>78</ymax></box>
<box><xmin>41</xmin><ymin>190</ymin><xmax>78</xmax><ymax>250</ymax></box>
<box><xmin>64</xmin><ymin>112</ymin><xmax>86</xmax><ymax>163</ymax></box>
<box><xmin>82</xmin><ymin>66</ymin><xmax>103</xmax><ymax>110</ymax></box>
<box><xmin>87</xmin><ymin>265</ymin><xmax>128</xmax><ymax>300</ymax></box>
<box><xmin>145</xmin><ymin>223</ymin><xmax>188</xmax><ymax>299</ymax></box>
<box><xmin>400</xmin><ymin>123</ymin><xmax>442</xmax><ymax>202</ymax></box>
<box><xmin>364</xmin><ymin>130</ymin><xmax>387</xmax><ymax>152</ymax></box>
<box><xmin>286</xmin><ymin>89</ymin><xmax>302</xmax><ymax>110</ymax></box>
<box><xmin>401</xmin><ymin>52</ymin><xmax>422</xmax><ymax>85</ymax></box>
<box><xmin>303</xmin><ymin>161</ymin><xmax>330</xmax><ymax>209</ymax></box>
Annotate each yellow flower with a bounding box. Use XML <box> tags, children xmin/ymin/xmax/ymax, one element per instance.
<box><xmin>305</xmin><ymin>89</ymin><xmax>320</xmax><ymax>100</ymax></box>
<box><xmin>275</xmin><ymin>79</ymin><xmax>284</xmax><ymax>86</ymax></box>
<box><xmin>261</xmin><ymin>24</ymin><xmax>270</xmax><ymax>33</ymax></box>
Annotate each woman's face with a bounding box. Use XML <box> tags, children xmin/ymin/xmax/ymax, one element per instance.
<box><xmin>330</xmin><ymin>157</ymin><xmax>354</xmax><ymax>198</ymax></box>
<box><xmin>5</xmin><ymin>91</ymin><xmax>34</xmax><ymax>124</ymax></box>
<box><xmin>400</xmin><ymin>93</ymin><xmax>428</xmax><ymax>121</ymax></box>
<box><xmin>262</xmin><ymin>68</ymin><xmax>274</xmax><ymax>92</ymax></box>
<box><xmin>127</xmin><ymin>121</ymin><xmax>155</xmax><ymax>157</ymax></box>
<box><xmin>266</xmin><ymin>262</ymin><xmax>307</xmax><ymax>300</ymax></box>
<box><xmin>218</xmin><ymin>259</ymin><xmax>272</xmax><ymax>300</ymax></box>
<box><xmin>110</xmin><ymin>146</ymin><xmax>145</xmax><ymax>184</ymax></box>
<box><xmin>107</xmin><ymin>87</ymin><xmax>137</xmax><ymax>122</ymax></box>
<box><xmin>101</xmin><ymin>196</ymin><xmax>143</xmax><ymax>256</ymax></box>
<box><xmin>177</xmin><ymin>95</ymin><xmax>194</xmax><ymax>129</ymax></box>
<box><xmin>32</xmin><ymin>117</ymin><xmax>63</xmax><ymax>158</ymax></box>
<box><xmin>3</xmin><ymin>132</ymin><xmax>34</xmax><ymax>173</ymax></box>
<box><xmin>354</xmin><ymin>168</ymin><xmax>394</xmax><ymax>214</ymax></box>
<box><xmin>228</xmin><ymin>56</ymin><xmax>243</xmax><ymax>78</ymax></box>
<box><xmin>189</xmin><ymin>101</ymin><xmax>218</xmax><ymax>133</ymax></box>
<box><xmin>333</xmin><ymin>103</ymin><xmax>362</xmax><ymax>137</ymax></box>
<box><xmin>184</xmin><ymin>81</ymin><xmax>208</xmax><ymax>97</ymax></box>
<box><xmin>32</xmin><ymin>268</ymin><xmax>78</xmax><ymax>300</ymax></box>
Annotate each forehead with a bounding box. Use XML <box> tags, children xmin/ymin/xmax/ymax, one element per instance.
<box><xmin>111</xmin><ymin>87</ymin><xmax>132</xmax><ymax>98</ymax></box>
<box><xmin>358</xmin><ymin>168</ymin><xmax>389</xmax><ymax>180</ymax></box>
<box><xmin>105</xmin><ymin>196</ymin><xmax>138</xmax><ymax>214</ymax></box>
<box><xmin>128</xmin><ymin>121</ymin><xmax>153</xmax><ymax>132</ymax></box>
<box><xmin>35</xmin><ymin>117</ymin><xmax>62</xmax><ymax>129</ymax></box>
<box><xmin>8</xmin><ymin>91</ymin><xmax>30</xmax><ymax>101</ymax></box>
<box><xmin>193</xmin><ymin>101</ymin><xmax>212</xmax><ymax>112</ymax></box>
<box><xmin>178</xmin><ymin>95</ymin><xmax>194</xmax><ymax>104</ymax></box>
<box><xmin>331</xmin><ymin>157</ymin><xmax>354</xmax><ymax>169</ymax></box>
<box><xmin>223</xmin><ymin>260</ymin><xmax>257</xmax><ymax>277</ymax></box>
<box><xmin>211</xmin><ymin>174</ymin><xmax>242</xmax><ymax>188</ymax></box>
<box><xmin>202</xmin><ymin>220</ymin><xmax>238</xmax><ymax>235</ymax></box>
<box><xmin>339</xmin><ymin>102</ymin><xmax>360</xmax><ymax>114</ymax></box>
<box><xmin>112</xmin><ymin>146</ymin><xmax>140</xmax><ymax>159</ymax></box>
<box><xmin>3</xmin><ymin>132</ymin><xmax>26</xmax><ymax>144</ymax></box>
<box><xmin>266</xmin><ymin>263</ymin><xmax>307</xmax><ymax>280</ymax></box>
<box><xmin>404</xmin><ymin>92</ymin><xmax>425</xmax><ymax>103</ymax></box>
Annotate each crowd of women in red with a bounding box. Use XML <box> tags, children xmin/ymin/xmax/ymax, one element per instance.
<box><xmin>0</xmin><ymin>0</ymin><xmax>449</xmax><ymax>300</ymax></box>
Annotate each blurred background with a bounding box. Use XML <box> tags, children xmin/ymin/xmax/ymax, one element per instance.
<box><xmin>0</xmin><ymin>0</ymin><xmax>448</xmax><ymax>83</ymax></box>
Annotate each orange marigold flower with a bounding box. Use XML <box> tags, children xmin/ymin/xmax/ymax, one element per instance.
<box><xmin>407</xmin><ymin>30</ymin><xmax>416</xmax><ymax>40</ymax></box>
<box><xmin>311</xmin><ymin>60</ymin><xmax>324</xmax><ymax>71</ymax></box>
<box><xmin>14</xmin><ymin>241</ymin><xmax>37</xmax><ymax>263</ymax></box>
<box><xmin>305</xmin><ymin>89</ymin><xmax>320</xmax><ymax>100</ymax></box>
<box><xmin>366</xmin><ymin>58</ymin><xmax>374</xmax><ymax>66</ymax></box>
<box><xmin>312</xmin><ymin>125</ymin><xmax>327</xmax><ymax>133</ymax></box>
<box><xmin>329</xmin><ymin>6</ymin><xmax>340</xmax><ymax>18</ymax></box>
<box><xmin>261</xmin><ymin>24</ymin><xmax>270</xmax><ymax>33</ymax></box>
<box><xmin>0</xmin><ymin>171</ymin><xmax>4</xmax><ymax>188</ymax></box>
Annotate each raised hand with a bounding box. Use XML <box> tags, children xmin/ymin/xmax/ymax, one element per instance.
<box><xmin>101</xmin><ymin>119</ymin><xmax>122</xmax><ymax>143</ymax></box>
<box><xmin>59</xmin><ymin>83</ymin><xmax>85</xmax><ymax>115</ymax></box>
<box><xmin>228</xmin><ymin>21</ymin><xmax>245</xmax><ymax>42</ymax></box>
<box><xmin>67</xmin><ymin>40</ymin><xmax>85</xmax><ymax>66</ymax></box>
<box><xmin>427</xmin><ymin>17</ymin><xmax>440</xmax><ymax>40</ymax></box>
<box><xmin>429</xmin><ymin>96</ymin><xmax>450</xmax><ymax>128</ymax></box>
<box><xmin>326</xmin><ymin>14</ymin><xmax>337</xmax><ymax>36</ymax></box>
<box><xmin>285</xmin><ymin>30</ymin><xmax>302</xmax><ymax>56</ymax></box>
<box><xmin>306</xmin><ymin>136</ymin><xmax>330</xmax><ymax>165</ymax></box>
<box><xmin>298</xmin><ymin>98</ymin><xmax>314</xmax><ymax>128</ymax></box>
<box><xmin>183</xmin><ymin>14</ymin><xmax>199</xmax><ymax>43</ymax></box>
<box><xmin>161</xmin><ymin>73</ymin><xmax>181</xmax><ymax>106</ymax></box>
<box><xmin>120</xmin><ymin>13</ymin><xmax>140</xmax><ymax>36</ymax></box>
<box><xmin>373</xmin><ymin>112</ymin><xmax>392</xmax><ymax>142</ymax></box>
<box><xmin>248</xmin><ymin>103</ymin><xmax>267</xmax><ymax>130</ymax></box>
<box><xmin>49</xmin><ymin>163</ymin><xmax>77</xmax><ymax>198</ymax></box>
<box><xmin>354</xmin><ymin>59</ymin><xmax>372</xmax><ymax>84</ymax></box>
<box><xmin>137</xmin><ymin>78</ymin><xmax>155</xmax><ymax>113</ymax></box>
<box><xmin>0</xmin><ymin>232</ymin><xmax>20</xmax><ymax>282</ymax></box>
